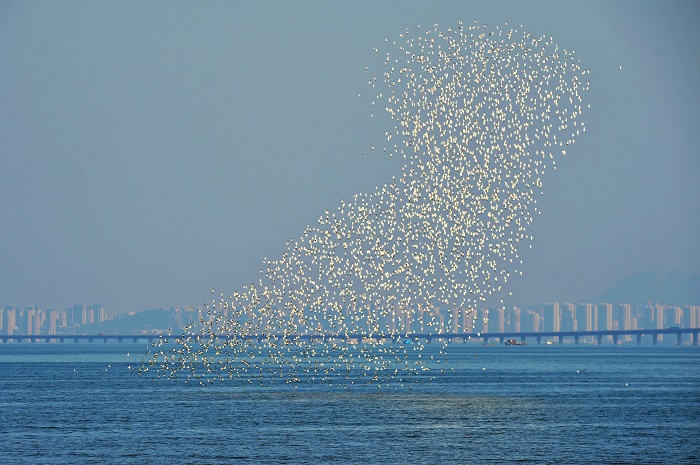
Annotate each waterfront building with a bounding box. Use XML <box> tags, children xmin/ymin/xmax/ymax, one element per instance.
<box><xmin>48</xmin><ymin>309</ymin><xmax>58</xmax><ymax>335</ymax></box>
<box><xmin>646</xmin><ymin>304</ymin><xmax>665</xmax><ymax>341</ymax></box>
<box><xmin>598</xmin><ymin>303</ymin><xmax>613</xmax><ymax>342</ymax></box>
<box><xmin>494</xmin><ymin>307</ymin><xmax>506</xmax><ymax>333</ymax></box>
<box><xmin>25</xmin><ymin>307</ymin><xmax>37</xmax><ymax>335</ymax></box>
<box><xmin>522</xmin><ymin>309</ymin><xmax>542</xmax><ymax>333</ymax></box>
<box><xmin>560</xmin><ymin>303</ymin><xmax>576</xmax><ymax>332</ymax></box>
<box><xmin>616</xmin><ymin>303</ymin><xmax>633</xmax><ymax>342</ymax></box>
<box><xmin>575</xmin><ymin>303</ymin><xmax>594</xmax><ymax>342</ymax></box>
<box><xmin>665</xmin><ymin>306</ymin><xmax>683</xmax><ymax>328</ymax></box>
<box><xmin>3</xmin><ymin>307</ymin><xmax>17</xmax><ymax>336</ymax></box>
<box><xmin>576</xmin><ymin>303</ymin><xmax>594</xmax><ymax>331</ymax></box>
<box><xmin>543</xmin><ymin>302</ymin><xmax>561</xmax><ymax>333</ymax></box>
<box><xmin>687</xmin><ymin>305</ymin><xmax>700</xmax><ymax>329</ymax></box>
<box><xmin>504</xmin><ymin>306</ymin><xmax>521</xmax><ymax>333</ymax></box>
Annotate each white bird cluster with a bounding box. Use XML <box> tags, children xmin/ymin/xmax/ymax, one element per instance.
<box><xmin>139</xmin><ymin>22</ymin><xmax>588</xmax><ymax>388</ymax></box>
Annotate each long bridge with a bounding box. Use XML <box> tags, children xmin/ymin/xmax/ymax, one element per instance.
<box><xmin>1</xmin><ymin>328</ymin><xmax>698</xmax><ymax>345</ymax></box>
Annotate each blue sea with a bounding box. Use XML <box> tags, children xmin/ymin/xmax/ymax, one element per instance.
<box><xmin>1</xmin><ymin>343</ymin><xmax>698</xmax><ymax>464</ymax></box>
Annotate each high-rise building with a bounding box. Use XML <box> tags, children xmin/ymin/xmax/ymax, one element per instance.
<box><xmin>522</xmin><ymin>309</ymin><xmax>542</xmax><ymax>333</ymax></box>
<box><xmin>48</xmin><ymin>310</ymin><xmax>58</xmax><ymax>335</ymax></box>
<box><xmin>504</xmin><ymin>306</ymin><xmax>521</xmax><ymax>333</ymax></box>
<box><xmin>686</xmin><ymin>306</ymin><xmax>700</xmax><ymax>329</ymax></box>
<box><xmin>575</xmin><ymin>303</ymin><xmax>594</xmax><ymax>343</ymax></box>
<box><xmin>6</xmin><ymin>308</ymin><xmax>16</xmax><ymax>336</ymax></box>
<box><xmin>449</xmin><ymin>307</ymin><xmax>459</xmax><ymax>333</ymax></box>
<box><xmin>544</xmin><ymin>302</ymin><xmax>561</xmax><ymax>332</ymax></box>
<box><xmin>33</xmin><ymin>309</ymin><xmax>42</xmax><ymax>335</ymax></box>
<box><xmin>92</xmin><ymin>304</ymin><xmax>106</xmax><ymax>323</ymax></box>
<box><xmin>2</xmin><ymin>306</ymin><xmax>17</xmax><ymax>335</ymax></box>
<box><xmin>616</xmin><ymin>303</ymin><xmax>632</xmax><ymax>329</ymax></box>
<box><xmin>560</xmin><ymin>303</ymin><xmax>575</xmax><ymax>332</ymax></box>
<box><xmin>413</xmin><ymin>306</ymin><xmax>428</xmax><ymax>332</ymax></box>
<box><xmin>494</xmin><ymin>307</ymin><xmax>505</xmax><ymax>333</ymax></box>
<box><xmin>25</xmin><ymin>307</ymin><xmax>36</xmax><ymax>335</ymax></box>
<box><xmin>448</xmin><ymin>307</ymin><xmax>472</xmax><ymax>333</ymax></box>
<box><xmin>645</xmin><ymin>304</ymin><xmax>665</xmax><ymax>342</ymax></box>
<box><xmin>427</xmin><ymin>306</ymin><xmax>445</xmax><ymax>333</ymax></box>
<box><xmin>596</xmin><ymin>303</ymin><xmax>613</xmax><ymax>342</ymax></box>
<box><xmin>475</xmin><ymin>308</ymin><xmax>490</xmax><ymax>334</ymax></box>
<box><xmin>576</xmin><ymin>303</ymin><xmax>594</xmax><ymax>331</ymax></box>
<box><xmin>665</xmin><ymin>306</ymin><xmax>683</xmax><ymax>328</ymax></box>
<box><xmin>598</xmin><ymin>302</ymin><xmax>613</xmax><ymax>330</ymax></box>
<box><xmin>616</xmin><ymin>303</ymin><xmax>633</xmax><ymax>342</ymax></box>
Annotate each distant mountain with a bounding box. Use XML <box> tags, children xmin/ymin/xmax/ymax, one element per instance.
<box><xmin>589</xmin><ymin>269</ymin><xmax>700</xmax><ymax>306</ymax></box>
<box><xmin>78</xmin><ymin>308</ymin><xmax>179</xmax><ymax>335</ymax></box>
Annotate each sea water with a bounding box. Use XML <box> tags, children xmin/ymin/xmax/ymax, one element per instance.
<box><xmin>1</xmin><ymin>343</ymin><xmax>698</xmax><ymax>464</ymax></box>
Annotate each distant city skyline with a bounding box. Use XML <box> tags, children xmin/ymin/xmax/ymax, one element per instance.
<box><xmin>4</xmin><ymin>266</ymin><xmax>698</xmax><ymax>316</ymax></box>
<box><xmin>1</xmin><ymin>1</ymin><xmax>698</xmax><ymax>312</ymax></box>
<box><xmin>3</xmin><ymin>301</ymin><xmax>699</xmax><ymax>349</ymax></box>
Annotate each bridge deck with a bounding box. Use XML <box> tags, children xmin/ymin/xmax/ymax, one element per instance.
<box><xmin>1</xmin><ymin>328</ymin><xmax>698</xmax><ymax>345</ymax></box>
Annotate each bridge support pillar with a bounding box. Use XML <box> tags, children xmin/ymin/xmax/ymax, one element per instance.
<box><xmin>536</xmin><ymin>335</ymin><xmax>542</xmax><ymax>345</ymax></box>
<box><xmin>613</xmin><ymin>334</ymin><xmax>619</xmax><ymax>345</ymax></box>
<box><xmin>558</xmin><ymin>335</ymin><xmax>564</xmax><ymax>345</ymax></box>
<box><xmin>499</xmin><ymin>336</ymin><xmax>505</xmax><ymax>345</ymax></box>
<box><xmin>694</xmin><ymin>332</ymin><xmax>698</xmax><ymax>346</ymax></box>
<box><xmin>637</xmin><ymin>333</ymin><xmax>642</xmax><ymax>345</ymax></box>
<box><xmin>652</xmin><ymin>334</ymin><xmax>658</xmax><ymax>345</ymax></box>
<box><xmin>677</xmin><ymin>332</ymin><xmax>682</xmax><ymax>346</ymax></box>
<box><xmin>74</xmin><ymin>338</ymin><xmax>79</xmax><ymax>343</ymax></box>
<box><xmin>520</xmin><ymin>336</ymin><xmax>527</xmax><ymax>344</ymax></box>
<box><xmin>597</xmin><ymin>334</ymin><xmax>603</xmax><ymax>345</ymax></box>
<box><xmin>574</xmin><ymin>335</ymin><xmax>580</xmax><ymax>345</ymax></box>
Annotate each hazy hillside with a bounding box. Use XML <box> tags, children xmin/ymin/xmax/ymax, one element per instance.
<box><xmin>78</xmin><ymin>309</ymin><xmax>179</xmax><ymax>335</ymax></box>
<box><xmin>69</xmin><ymin>269</ymin><xmax>700</xmax><ymax>336</ymax></box>
<box><xmin>589</xmin><ymin>269</ymin><xmax>700</xmax><ymax>306</ymax></box>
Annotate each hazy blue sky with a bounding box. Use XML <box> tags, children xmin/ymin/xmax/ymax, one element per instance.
<box><xmin>1</xmin><ymin>1</ymin><xmax>698</xmax><ymax>311</ymax></box>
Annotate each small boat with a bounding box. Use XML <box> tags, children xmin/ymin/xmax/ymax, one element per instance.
<box><xmin>505</xmin><ymin>339</ymin><xmax>526</xmax><ymax>346</ymax></box>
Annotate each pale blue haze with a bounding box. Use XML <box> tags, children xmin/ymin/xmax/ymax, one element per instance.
<box><xmin>1</xmin><ymin>1</ymin><xmax>698</xmax><ymax>311</ymax></box>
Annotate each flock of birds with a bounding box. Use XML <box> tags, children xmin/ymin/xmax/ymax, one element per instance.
<box><xmin>137</xmin><ymin>22</ymin><xmax>589</xmax><ymax>388</ymax></box>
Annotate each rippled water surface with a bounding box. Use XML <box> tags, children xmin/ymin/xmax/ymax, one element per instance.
<box><xmin>1</xmin><ymin>344</ymin><xmax>698</xmax><ymax>464</ymax></box>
